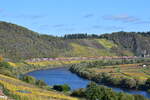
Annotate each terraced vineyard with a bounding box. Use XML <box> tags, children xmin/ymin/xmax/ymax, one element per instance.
<box><xmin>69</xmin><ymin>58</ymin><xmax>150</xmax><ymax>92</ymax></box>
<box><xmin>0</xmin><ymin>74</ymin><xmax>78</xmax><ymax>100</ymax></box>
<box><xmin>89</xmin><ymin>63</ymin><xmax>150</xmax><ymax>80</ymax></box>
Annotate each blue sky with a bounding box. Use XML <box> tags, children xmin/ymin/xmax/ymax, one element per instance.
<box><xmin>0</xmin><ymin>0</ymin><xmax>150</xmax><ymax>36</ymax></box>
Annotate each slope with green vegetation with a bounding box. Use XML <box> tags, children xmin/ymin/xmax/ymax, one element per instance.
<box><xmin>1</xmin><ymin>21</ymin><xmax>150</xmax><ymax>100</ymax></box>
<box><xmin>69</xmin><ymin>58</ymin><xmax>150</xmax><ymax>92</ymax></box>
<box><xmin>0</xmin><ymin>74</ymin><xmax>79</xmax><ymax>100</ymax></box>
<box><xmin>100</xmin><ymin>31</ymin><xmax>150</xmax><ymax>56</ymax></box>
<box><xmin>0</xmin><ymin>59</ymin><xmax>149</xmax><ymax>100</ymax></box>
<box><xmin>1</xmin><ymin>21</ymin><xmax>147</xmax><ymax>61</ymax></box>
<box><xmin>71</xmin><ymin>82</ymin><xmax>148</xmax><ymax>100</ymax></box>
<box><xmin>0</xmin><ymin>54</ymin><xmax>150</xmax><ymax>100</ymax></box>
<box><xmin>0</xmin><ymin>58</ymin><xmax>82</xmax><ymax>100</ymax></box>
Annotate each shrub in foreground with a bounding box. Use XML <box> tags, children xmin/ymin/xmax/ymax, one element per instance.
<box><xmin>53</xmin><ymin>84</ymin><xmax>71</xmax><ymax>92</ymax></box>
<box><xmin>36</xmin><ymin>80</ymin><xmax>47</xmax><ymax>87</ymax></box>
<box><xmin>21</xmin><ymin>75</ymin><xmax>36</xmax><ymax>84</ymax></box>
<box><xmin>71</xmin><ymin>88</ymin><xmax>85</xmax><ymax>97</ymax></box>
<box><xmin>71</xmin><ymin>82</ymin><xmax>148</xmax><ymax>100</ymax></box>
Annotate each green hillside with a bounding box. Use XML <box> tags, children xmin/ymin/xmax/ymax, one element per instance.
<box><xmin>100</xmin><ymin>31</ymin><xmax>150</xmax><ymax>57</ymax></box>
<box><xmin>0</xmin><ymin>21</ymin><xmax>149</xmax><ymax>61</ymax></box>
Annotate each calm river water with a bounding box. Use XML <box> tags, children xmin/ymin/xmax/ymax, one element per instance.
<box><xmin>27</xmin><ymin>67</ymin><xmax>150</xmax><ymax>98</ymax></box>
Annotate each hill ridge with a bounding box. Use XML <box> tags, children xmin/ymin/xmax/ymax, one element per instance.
<box><xmin>0</xmin><ymin>21</ymin><xmax>150</xmax><ymax>61</ymax></box>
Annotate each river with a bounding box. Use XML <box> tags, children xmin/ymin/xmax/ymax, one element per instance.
<box><xmin>27</xmin><ymin>67</ymin><xmax>150</xmax><ymax>98</ymax></box>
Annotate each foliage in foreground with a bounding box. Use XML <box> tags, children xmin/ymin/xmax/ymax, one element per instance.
<box><xmin>0</xmin><ymin>74</ymin><xmax>78</xmax><ymax>100</ymax></box>
<box><xmin>71</xmin><ymin>82</ymin><xmax>148</xmax><ymax>100</ymax></box>
<box><xmin>21</xmin><ymin>75</ymin><xmax>47</xmax><ymax>88</ymax></box>
<box><xmin>0</xmin><ymin>61</ymin><xmax>16</xmax><ymax>77</ymax></box>
<box><xmin>53</xmin><ymin>84</ymin><xmax>71</xmax><ymax>92</ymax></box>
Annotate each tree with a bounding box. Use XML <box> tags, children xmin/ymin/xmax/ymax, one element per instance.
<box><xmin>85</xmin><ymin>82</ymin><xmax>117</xmax><ymax>100</ymax></box>
<box><xmin>145</xmin><ymin>78</ymin><xmax>150</xmax><ymax>89</ymax></box>
<box><xmin>71</xmin><ymin>88</ymin><xmax>86</xmax><ymax>97</ymax></box>
<box><xmin>22</xmin><ymin>75</ymin><xmax>36</xmax><ymax>84</ymax></box>
<box><xmin>120</xmin><ymin>78</ymin><xmax>136</xmax><ymax>89</ymax></box>
<box><xmin>53</xmin><ymin>84</ymin><xmax>71</xmax><ymax>92</ymax></box>
<box><xmin>134</xmin><ymin>94</ymin><xmax>147</xmax><ymax>100</ymax></box>
<box><xmin>117</xmin><ymin>92</ymin><xmax>134</xmax><ymax>100</ymax></box>
<box><xmin>0</xmin><ymin>69</ymin><xmax>12</xmax><ymax>76</ymax></box>
<box><xmin>0</xmin><ymin>61</ymin><xmax>11</xmax><ymax>69</ymax></box>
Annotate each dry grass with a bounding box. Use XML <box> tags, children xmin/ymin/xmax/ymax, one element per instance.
<box><xmin>0</xmin><ymin>74</ymin><xmax>79</xmax><ymax>100</ymax></box>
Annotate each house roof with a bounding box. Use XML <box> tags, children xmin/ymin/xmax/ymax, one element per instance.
<box><xmin>0</xmin><ymin>90</ymin><xmax>4</xmax><ymax>96</ymax></box>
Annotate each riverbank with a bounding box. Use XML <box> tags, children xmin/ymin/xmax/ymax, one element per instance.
<box><xmin>0</xmin><ymin>74</ymin><xmax>79</xmax><ymax>100</ymax></box>
<box><xmin>2</xmin><ymin>57</ymin><xmax>150</xmax><ymax>100</ymax></box>
<box><xmin>8</xmin><ymin>57</ymin><xmax>150</xmax><ymax>75</ymax></box>
<box><xmin>27</xmin><ymin>67</ymin><xmax>150</xmax><ymax>99</ymax></box>
<box><xmin>8</xmin><ymin>60</ymin><xmax>86</xmax><ymax>75</ymax></box>
<box><xmin>69</xmin><ymin>59</ymin><xmax>150</xmax><ymax>92</ymax></box>
<box><xmin>21</xmin><ymin>58</ymin><xmax>150</xmax><ymax>92</ymax></box>
<box><xmin>27</xmin><ymin>67</ymin><xmax>89</xmax><ymax>90</ymax></box>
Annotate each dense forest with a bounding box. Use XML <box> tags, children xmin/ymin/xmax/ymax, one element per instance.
<box><xmin>0</xmin><ymin>21</ymin><xmax>150</xmax><ymax>61</ymax></box>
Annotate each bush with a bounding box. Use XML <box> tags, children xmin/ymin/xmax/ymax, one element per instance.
<box><xmin>70</xmin><ymin>82</ymin><xmax>148</xmax><ymax>100</ymax></box>
<box><xmin>21</xmin><ymin>75</ymin><xmax>36</xmax><ymax>84</ymax></box>
<box><xmin>120</xmin><ymin>78</ymin><xmax>136</xmax><ymax>89</ymax></box>
<box><xmin>53</xmin><ymin>84</ymin><xmax>71</xmax><ymax>92</ymax></box>
<box><xmin>0</xmin><ymin>68</ymin><xmax>14</xmax><ymax>77</ymax></box>
<box><xmin>0</xmin><ymin>61</ymin><xmax>16</xmax><ymax>77</ymax></box>
<box><xmin>0</xmin><ymin>61</ymin><xmax>12</xmax><ymax>70</ymax></box>
<box><xmin>85</xmin><ymin>82</ymin><xmax>117</xmax><ymax>100</ymax></box>
<box><xmin>145</xmin><ymin>78</ymin><xmax>150</xmax><ymax>89</ymax></box>
<box><xmin>117</xmin><ymin>92</ymin><xmax>134</xmax><ymax>100</ymax></box>
<box><xmin>36</xmin><ymin>80</ymin><xmax>47</xmax><ymax>87</ymax></box>
<box><xmin>109</xmin><ymin>77</ymin><xmax>121</xmax><ymax>86</ymax></box>
<box><xmin>134</xmin><ymin>94</ymin><xmax>148</xmax><ymax>100</ymax></box>
<box><xmin>71</xmin><ymin>88</ymin><xmax>85</xmax><ymax>97</ymax></box>
<box><xmin>43</xmin><ymin>86</ymin><xmax>52</xmax><ymax>91</ymax></box>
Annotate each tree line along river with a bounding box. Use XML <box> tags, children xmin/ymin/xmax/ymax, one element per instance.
<box><xmin>27</xmin><ymin>67</ymin><xmax>150</xmax><ymax>99</ymax></box>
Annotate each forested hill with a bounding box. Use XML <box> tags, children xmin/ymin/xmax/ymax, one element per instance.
<box><xmin>0</xmin><ymin>21</ymin><xmax>149</xmax><ymax>61</ymax></box>
<box><xmin>100</xmin><ymin>32</ymin><xmax>150</xmax><ymax>57</ymax></box>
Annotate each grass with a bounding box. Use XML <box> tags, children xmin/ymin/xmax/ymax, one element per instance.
<box><xmin>7</xmin><ymin>62</ymin><xmax>26</xmax><ymax>68</ymax></box>
<box><xmin>120</xmin><ymin>50</ymin><xmax>134</xmax><ymax>56</ymax></box>
<box><xmin>0</xmin><ymin>74</ymin><xmax>79</xmax><ymax>100</ymax></box>
<box><xmin>70</xmin><ymin>43</ymin><xmax>116</xmax><ymax>57</ymax></box>
<box><xmin>8</xmin><ymin>58</ymin><xmax>89</xmax><ymax>68</ymax></box>
<box><xmin>0</xmin><ymin>99</ymin><xmax>7</xmax><ymax>100</ymax></box>
<box><xmin>1</xmin><ymin>60</ymin><xmax>92</xmax><ymax>100</ymax></box>
<box><xmin>26</xmin><ymin>60</ymin><xmax>82</xmax><ymax>66</ymax></box>
<box><xmin>0</xmin><ymin>59</ymin><xmax>89</xmax><ymax>100</ymax></box>
<box><xmin>96</xmin><ymin>39</ymin><xmax>134</xmax><ymax>56</ymax></box>
<box><xmin>96</xmin><ymin>39</ymin><xmax>117</xmax><ymax>49</ymax></box>
<box><xmin>6</xmin><ymin>60</ymin><xmax>87</xmax><ymax>75</ymax></box>
<box><xmin>122</xmin><ymin>72</ymin><xmax>149</xmax><ymax>80</ymax></box>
